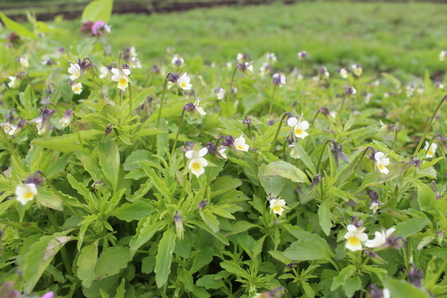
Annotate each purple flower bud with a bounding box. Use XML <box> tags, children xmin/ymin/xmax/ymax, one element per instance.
<box><xmin>167</xmin><ymin>73</ymin><xmax>180</xmax><ymax>83</ymax></box>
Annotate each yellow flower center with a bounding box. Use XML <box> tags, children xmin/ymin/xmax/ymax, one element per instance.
<box><xmin>119</xmin><ymin>78</ymin><xmax>127</xmax><ymax>86</ymax></box>
<box><xmin>378</xmin><ymin>164</ymin><xmax>384</xmax><ymax>170</ymax></box>
<box><xmin>24</xmin><ymin>192</ymin><xmax>34</xmax><ymax>200</ymax></box>
<box><xmin>295</xmin><ymin>128</ymin><xmax>302</xmax><ymax>135</ymax></box>
<box><xmin>428</xmin><ymin>151</ymin><xmax>433</xmax><ymax>156</ymax></box>
<box><xmin>237</xmin><ymin>145</ymin><xmax>244</xmax><ymax>150</ymax></box>
<box><xmin>181</xmin><ymin>82</ymin><xmax>187</xmax><ymax>88</ymax></box>
<box><xmin>348</xmin><ymin>236</ymin><xmax>360</xmax><ymax>246</ymax></box>
<box><xmin>273</xmin><ymin>206</ymin><xmax>281</xmax><ymax>212</ymax></box>
<box><xmin>192</xmin><ymin>162</ymin><xmax>201</xmax><ymax>171</ymax></box>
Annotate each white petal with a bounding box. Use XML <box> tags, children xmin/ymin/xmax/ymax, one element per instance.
<box><xmin>198</xmin><ymin>147</ymin><xmax>208</xmax><ymax>157</ymax></box>
<box><xmin>298</xmin><ymin>120</ymin><xmax>309</xmax><ymax>130</ymax></box>
<box><xmin>287</xmin><ymin>117</ymin><xmax>298</xmax><ymax>127</ymax></box>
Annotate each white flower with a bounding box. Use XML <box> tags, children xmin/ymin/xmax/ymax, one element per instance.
<box><xmin>59</xmin><ymin>109</ymin><xmax>73</xmax><ymax>130</ymax></box>
<box><xmin>72</xmin><ymin>82</ymin><xmax>83</xmax><ymax>94</ymax></box>
<box><xmin>185</xmin><ymin>147</ymin><xmax>208</xmax><ymax>177</ymax></box>
<box><xmin>194</xmin><ymin>100</ymin><xmax>206</xmax><ymax>116</ymax></box>
<box><xmin>440</xmin><ymin>50</ymin><xmax>447</xmax><ymax>61</ymax></box>
<box><xmin>217</xmin><ymin>147</ymin><xmax>227</xmax><ymax>159</ymax></box>
<box><xmin>8</xmin><ymin>76</ymin><xmax>17</xmax><ymax>88</ymax></box>
<box><xmin>19</xmin><ymin>57</ymin><xmax>29</xmax><ymax>67</ymax></box>
<box><xmin>329</xmin><ymin>111</ymin><xmax>337</xmax><ymax>119</ymax></box>
<box><xmin>424</xmin><ymin>141</ymin><xmax>437</xmax><ymax>158</ymax></box>
<box><xmin>259</xmin><ymin>62</ymin><xmax>271</xmax><ymax>76</ymax></box>
<box><xmin>178</xmin><ymin>73</ymin><xmax>192</xmax><ymax>90</ymax></box>
<box><xmin>266</xmin><ymin>52</ymin><xmax>277</xmax><ymax>63</ymax></box>
<box><xmin>234</xmin><ymin>135</ymin><xmax>249</xmax><ymax>152</ymax></box>
<box><xmin>269</xmin><ymin>198</ymin><xmax>286</xmax><ymax>216</ymax></box>
<box><xmin>289</xmin><ymin>144</ymin><xmax>300</xmax><ymax>159</ymax></box>
<box><xmin>171</xmin><ymin>54</ymin><xmax>184</xmax><ymax>66</ymax></box>
<box><xmin>287</xmin><ymin>117</ymin><xmax>309</xmax><ymax>139</ymax></box>
<box><xmin>383</xmin><ymin>288</ymin><xmax>391</xmax><ymax>298</ymax></box>
<box><xmin>344</xmin><ymin>224</ymin><xmax>368</xmax><ymax>252</ymax></box>
<box><xmin>8</xmin><ymin>124</ymin><xmax>19</xmax><ymax>136</ymax></box>
<box><xmin>15</xmin><ymin>183</ymin><xmax>38</xmax><ymax>206</ymax></box>
<box><xmin>111</xmin><ymin>68</ymin><xmax>131</xmax><ymax>91</ymax></box>
<box><xmin>365</xmin><ymin>227</ymin><xmax>396</xmax><ymax>248</ymax></box>
<box><xmin>225</xmin><ymin>62</ymin><xmax>232</xmax><ymax>70</ymax></box>
<box><xmin>68</xmin><ymin>63</ymin><xmax>81</xmax><ymax>81</ymax></box>
<box><xmin>370</xmin><ymin>200</ymin><xmax>383</xmax><ymax>213</ymax></box>
<box><xmin>237</xmin><ymin>53</ymin><xmax>244</xmax><ymax>63</ymax></box>
<box><xmin>99</xmin><ymin>66</ymin><xmax>108</xmax><ymax>79</ymax></box>
<box><xmin>339</xmin><ymin>68</ymin><xmax>348</xmax><ymax>79</ymax></box>
<box><xmin>375</xmin><ymin>152</ymin><xmax>390</xmax><ymax>175</ymax></box>
<box><xmin>215</xmin><ymin>88</ymin><xmax>225</xmax><ymax>100</ymax></box>
<box><xmin>352</xmin><ymin>64</ymin><xmax>362</xmax><ymax>76</ymax></box>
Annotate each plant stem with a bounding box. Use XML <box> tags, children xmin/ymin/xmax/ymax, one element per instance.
<box><xmin>339</xmin><ymin>95</ymin><xmax>347</xmax><ymax>114</ymax></box>
<box><xmin>156</xmin><ymin>76</ymin><xmax>169</xmax><ymax>128</ymax></box>
<box><xmin>171</xmin><ymin>108</ymin><xmax>186</xmax><ymax>156</ymax></box>
<box><xmin>228</xmin><ymin>66</ymin><xmax>238</xmax><ymax>103</ymax></box>
<box><xmin>270</xmin><ymin>112</ymin><xmax>290</xmax><ymax>151</ymax></box>
<box><xmin>413</xmin><ymin>94</ymin><xmax>447</xmax><ymax>155</ymax></box>
<box><xmin>128</xmin><ymin>83</ymin><xmax>133</xmax><ymax>117</ymax></box>
<box><xmin>268</xmin><ymin>84</ymin><xmax>277</xmax><ymax>117</ymax></box>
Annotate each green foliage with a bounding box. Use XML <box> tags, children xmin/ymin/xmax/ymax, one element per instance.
<box><xmin>0</xmin><ymin>2</ymin><xmax>447</xmax><ymax>298</ymax></box>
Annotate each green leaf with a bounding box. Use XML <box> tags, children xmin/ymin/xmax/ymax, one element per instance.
<box><xmin>32</xmin><ymin>130</ymin><xmax>103</xmax><ymax>153</ymax></box>
<box><xmin>284</xmin><ymin>231</ymin><xmax>333</xmax><ymax>261</ymax></box>
<box><xmin>200</xmin><ymin>209</ymin><xmax>220</xmax><ymax>233</ymax></box>
<box><xmin>0</xmin><ymin>12</ymin><xmax>35</xmax><ymax>39</ymax></box>
<box><xmin>259</xmin><ymin>164</ymin><xmax>286</xmax><ymax>196</ymax></box>
<box><xmin>37</xmin><ymin>190</ymin><xmax>63</xmax><ymax>211</ymax></box>
<box><xmin>45</xmin><ymin>152</ymin><xmax>73</xmax><ymax>179</ymax></box>
<box><xmin>330</xmin><ymin>265</ymin><xmax>356</xmax><ymax>291</ymax></box>
<box><xmin>385</xmin><ymin>277</ymin><xmax>432</xmax><ymax>298</ymax></box>
<box><xmin>155</xmin><ymin>229</ymin><xmax>177</xmax><ymax>288</ymax></box>
<box><xmin>23</xmin><ymin>235</ymin><xmax>72</xmax><ymax>293</ymax></box>
<box><xmin>196</xmin><ymin>275</ymin><xmax>225</xmax><ymax>289</ymax></box>
<box><xmin>113</xmin><ymin>279</ymin><xmax>126</xmax><ymax>298</ymax></box>
<box><xmin>81</xmin><ymin>0</ymin><xmax>114</xmax><ymax>23</ymax></box>
<box><xmin>99</xmin><ymin>140</ymin><xmax>120</xmax><ymax>192</ymax></box>
<box><xmin>94</xmin><ymin>247</ymin><xmax>132</xmax><ymax>281</ymax></box>
<box><xmin>191</xmin><ymin>247</ymin><xmax>214</xmax><ymax>273</ymax></box>
<box><xmin>318</xmin><ymin>201</ymin><xmax>332</xmax><ymax>236</ymax></box>
<box><xmin>129</xmin><ymin>217</ymin><xmax>164</xmax><ymax>255</ymax></box>
<box><xmin>293</xmin><ymin>143</ymin><xmax>317</xmax><ymax>176</ymax></box>
<box><xmin>220</xmin><ymin>261</ymin><xmax>249</xmax><ymax>278</ymax></box>
<box><xmin>111</xmin><ymin>201</ymin><xmax>154</xmax><ymax>222</ymax></box>
<box><xmin>261</xmin><ymin>160</ymin><xmax>309</xmax><ymax>184</ymax></box>
<box><xmin>77</xmin><ymin>243</ymin><xmax>98</xmax><ymax>288</ymax></box>
<box><xmin>211</xmin><ymin>176</ymin><xmax>242</xmax><ymax>198</ymax></box>
<box><xmin>394</xmin><ymin>218</ymin><xmax>429</xmax><ymax>237</ymax></box>
<box><xmin>407</xmin><ymin>178</ymin><xmax>436</xmax><ymax>210</ymax></box>
<box><xmin>343</xmin><ymin>276</ymin><xmax>361</xmax><ymax>297</ymax></box>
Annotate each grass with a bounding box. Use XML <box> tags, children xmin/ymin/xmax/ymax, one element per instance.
<box><xmin>62</xmin><ymin>1</ymin><xmax>446</xmax><ymax>80</ymax></box>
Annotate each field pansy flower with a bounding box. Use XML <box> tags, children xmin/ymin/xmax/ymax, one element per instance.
<box><xmin>344</xmin><ymin>224</ymin><xmax>368</xmax><ymax>251</ymax></box>
<box><xmin>72</xmin><ymin>82</ymin><xmax>83</xmax><ymax>94</ymax></box>
<box><xmin>289</xmin><ymin>144</ymin><xmax>300</xmax><ymax>159</ymax></box>
<box><xmin>31</xmin><ymin>107</ymin><xmax>56</xmax><ymax>135</ymax></box>
<box><xmin>15</xmin><ymin>183</ymin><xmax>38</xmax><ymax>206</ymax></box>
<box><xmin>339</xmin><ymin>68</ymin><xmax>348</xmax><ymax>79</ymax></box>
<box><xmin>234</xmin><ymin>135</ymin><xmax>249</xmax><ymax>152</ymax></box>
<box><xmin>185</xmin><ymin>147</ymin><xmax>208</xmax><ymax>177</ymax></box>
<box><xmin>365</xmin><ymin>227</ymin><xmax>396</xmax><ymax>248</ymax></box>
<box><xmin>266</xmin><ymin>52</ymin><xmax>277</xmax><ymax>64</ymax></box>
<box><xmin>215</xmin><ymin>88</ymin><xmax>225</xmax><ymax>100</ymax></box>
<box><xmin>111</xmin><ymin>67</ymin><xmax>131</xmax><ymax>91</ymax></box>
<box><xmin>19</xmin><ymin>56</ymin><xmax>29</xmax><ymax>67</ymax></box>
<box><xmin>297</xmin><ymin>50</ymin><xmax>307</xmax><ymax>60</ymax></box>
<box><xmin>99</xmin><ymin>66</ymin><xmax>108</xmax><ymax>79</ymax></box>
<box><xmin>59</xmin><ymin>109</ymin><xmax>73</xmax><ymax>129</ymax></box>
<box><xmin>8</xmin><ymin>76</ymin><xmax>17</xmax><ymax>88</ymax></box>
<box><xmin>272</xmin><ymin>73</ymin><xmax>286</xmax><ymax>86</ymax></box>
<box><xmin>178</xmin><ymin>73</ymin><xmax>192</xmax><ymax>90</ymax></box>
<box><xmin>374</xmin><ymin>152</ymin><xmax>390</xmax><ymax>175</ymax></box>
<box><xmin>424</xmin><ymin>141</ymin><xmax>437</xmax><ymax>158</ymax></box>
<box><xmin>440</xmin><ymin>50</ymin><xmax>447</xmax><ymax>61</ymax></box>
<box><xmin>171</xmin><ymin>54</ymin><xmax>184</xmax><ymax>67</ymax></box>
<box><xmin>352</xmin><ymin>64</ymin><xmax>362</xmax><ymax>76</ymax></box>
<box><xmin>287</xmin><ymin>117</ymin><xmax>309</xmax><ymax>139</ymax></box>
<box><xmin>68</xmin><ymin>62</ymin><xmax>81</xmax><ymax>81</ymax></box>
<box><xmin>270</xmin><ymin>197</ymin><xmax>286</xmax><ymax>216</ymax></box>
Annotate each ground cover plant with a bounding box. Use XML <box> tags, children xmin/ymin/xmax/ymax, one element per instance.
<box><xmin>0</xmin><ymin>0</ymin><xmax>446</xmax><ymax>297</ymax></box>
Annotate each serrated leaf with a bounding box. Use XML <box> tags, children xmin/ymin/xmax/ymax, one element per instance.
<box><xmin>23</xmin><ymin>235</ymin><xmax>71</xmax><ymax>293</ymax></box>
<box><xmin>155</xmin><ymin>229</ymin><xmax>176</xmax><ymax>288</ymax></box>
<box><xmin>129</xmin><ymin>217</ymin><xmax>164</xmax><ymax>255</ymax></box>
<box><xmin>77</xmin><ymin>243</ymin><xmax>98</xmax><ymax>288</ymax></box>
<box><xmin>99</xmin><ymin>140</ymin><xmax>120</xmax><ymax>192</ymax></box>
<box><xmin>318</xmin><ymin>201</ymin><xmax>332</xmax><ymax>236</ymax></box>
<box><xmin>394</xmin><ymin>218</ymin><xmax>429</xmax><ymax>237</ymax></box>
<box><xmin>196</xmin><ymin>275</ymin><xmax>225</xmax><ymax>289</ymax></box>
<box><xmin>261</xmin><ymin>160</ymin><xmax>309</xmax><ymax>184</ymax></box>
<box><xmin>94</xmin><ymin>247</ymin><xmax>132</xmax><ymax>281</ymax></box>
<box><xmin>331</xmin><ymin>265</ymin><xmax>356</xmax><ymax>291</ymax></box>
<box><xmin>200</xmin><ymin>209</ymin><xmax>220</xmax><ymax>233</ymax></box>
<box><xmin>211</xmin><ymin>176</ymin><xmax>242</xmax><ymax>198</ymax></box>
<box><xmin>37</xmin><ymin>190</ymin><xmax>63</xmax><ymax>211</ymax></box>
<box><xmin>191</xmin><ymin>247</ymin><xmax>214</xmax><ymax>273</ymax></box>
<box><xmin>343</xmin><ymin>276</ymin><xmax>361</xmax><ymax>297</ymax></box>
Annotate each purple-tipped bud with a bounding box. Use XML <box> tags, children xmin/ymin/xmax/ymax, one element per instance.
<box><xmin>167</xmin><ymin>73</ymin><xmax>180</xmax><ymax>83</ymax></box>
